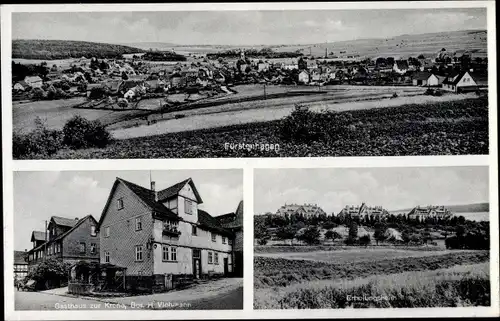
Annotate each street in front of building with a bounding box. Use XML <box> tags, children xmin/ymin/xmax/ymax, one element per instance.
<box><xmin>16</xmin><ymin>277</ymin><xmax>243</xmax><ymax>310</ymax></box>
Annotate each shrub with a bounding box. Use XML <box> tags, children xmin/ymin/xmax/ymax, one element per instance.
<box><xmin>392</xmin><ymin>92</ymin><xmax>399</xmax><ymax>98</ymax></box>
<box><xmin>433</xmin><ymin>89</ymin><xmax>443</xmax><ymax>97</ymax></box>
<box><xmin>258</xmin><ymin>238</ymin><xmax>269</xmax><ymax>245</ymax></box>
<box><xmin>424</xmin><ymin>88</ymin><xmax>434</xmax><ymax>95</ymax></box>
<box><xmin>358</xmin><ymin>234</ymin><xmax>371</xmax><ymax>246</ymax></box>
<box><xmin>62</xmin><ymin>115</ymin><xmax>111</xmax><ymax>149</ymax></box>
<box><xmin>27</xmin><ymin>258</ymin><xmax>72</xmax><ymax>290</ymax></box>
<box><xmin>13</xmin><ymin>117</ymin><xmax>63</xmax><ymax>158</ymax></box>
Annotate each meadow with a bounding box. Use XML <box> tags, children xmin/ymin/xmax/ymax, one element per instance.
<box><xmin>253</xmin><ymin>248</ymin><xmax>490</xmax><ymax>309</ymax></box>
<box><xmin>34</xmin><ymin>96</ymin><xmax>488</xmax><ymax>159</ymax></box>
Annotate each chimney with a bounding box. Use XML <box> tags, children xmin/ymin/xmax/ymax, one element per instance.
<box><xmin>75</xmin><ymin>217</ymin><xmax>79</xmax><ymax>221</ymax></box>
<box><xmin>151</xmin><ymin>181</ymin><xmax>158</xmax><ymax>202</ymax></box>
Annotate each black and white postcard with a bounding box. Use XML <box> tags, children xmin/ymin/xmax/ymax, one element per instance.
<box><xmin>6</xmin><ymin>6</ymin><xmax>491</xmax><ymax>159</ymax></box>
<box><xmin>254</xmin><ymin>166</ymin><xmax>490</xmax><ymax>309</ymax></box>
<box><xmin>12</xmin><ymin>170</ymin><xmax>243</xmax><ymax>310</ymax></box>
<box><xmin>1</xmin><ymin>1</ymin><xmax>498</xmax><ymax>320</ymax></box>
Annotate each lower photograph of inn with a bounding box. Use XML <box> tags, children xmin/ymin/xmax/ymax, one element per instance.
<box><xmin>13</xmin><ymin>169</ymin><xmax>243</xmax><ymax>310</ymax></box>
<box><xmin>253</xmin><ymin>166</ymin><xmax>491</xmax><ymax>309</ymax></box>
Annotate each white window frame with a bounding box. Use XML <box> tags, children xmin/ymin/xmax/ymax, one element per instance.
<box><xmin>117</xmin><ymin>197</ymin><xmax>124</xmax><ymax>210</ymax></box>
<box><xmin>211</xmin><ymin>232</ymin><xmax>216</xmax><ymax>242</ymax></box>
<box><xmin>135</xmin><ymin>245</ymin><xmax>143</xmax><ymax>262</ymax></box>
<box><xmin>170</xmin><ymin>247</ymin><xmax>177</xmax><ymax>261</ymax></box>
<box><xmin>162</xmin><ymin>245</ymin><xmax>169</xmax><ymax>261</ymax></box>
<box><xmin>135</xmin><ymin>217</ymin><xmax>142</xmax><ymax>231</ymax></box>
<box><xmin>208</xmin><ymin>251</ymin><xmax>213</xmax><ymax>264</ymax></box>
<box><xmin>104</xmin><ymin>251</ymin><xmax>110</xmax><ymax>263</ymax></box>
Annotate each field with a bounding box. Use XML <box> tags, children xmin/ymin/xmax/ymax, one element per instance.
<box><xmin>123</xmin><ymin>30</ymin><xmax>487</xmax><ymax>60</ymax></box>
<box><xmin>12</xmin><ymin>98</ymin><xmax>148</xmax><ymax>132</ymax></box>
<box><xmin>253</xmin><ymin>247</ymin><xmax>490</xmax><ymax>309</ymax></box>
<box><xmin>35</xmin><ymin>96</ymin><xmax>488</xmax><ymax>159</ymax></box>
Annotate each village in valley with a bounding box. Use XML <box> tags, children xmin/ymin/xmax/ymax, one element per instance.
<box><xmin>11</xmin><ymin>26</ymin><xmax>489</xmax><ymax>159</ymax></box>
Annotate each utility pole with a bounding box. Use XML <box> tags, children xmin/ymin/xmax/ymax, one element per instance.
<box><xmin>44</xmin><ymin>220</ymin><xmax>47</xmax><ymax>261</ymax></box>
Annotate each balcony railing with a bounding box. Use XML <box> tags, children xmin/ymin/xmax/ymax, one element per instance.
<box><xmin>162</xmin><ymin>226</ymin><xmax>181</xmax><ymax>237</ymax></box>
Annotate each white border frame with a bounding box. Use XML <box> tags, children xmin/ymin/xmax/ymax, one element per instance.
<box><xmin>2</xmin><ymin>1</ymin><xmax>498</xmax><ymax>319</ymax></box>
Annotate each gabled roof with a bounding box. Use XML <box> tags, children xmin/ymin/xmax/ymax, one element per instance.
<box><xmin>413</xmin><ymin>71</ymin><xmax>433</xmax><ymax>81</ymax></box>
<box><xmin>14</xmin><ymin>251</ymin><xmax>28</xmax><ymax>265</ymax></box>
<box><xmin>394</xmin><ymin>60</ymin><xmax>409</xmax><ymax>70</ymax></box>
<box><xmin>31</xmin><ymin>231</ymin><xmax>46</xmax><ymax>242</ymax></box>
<box><xmin>30</xmin><ymin>215</ymin><xmax>97</xmax><ymax>253</ymax></box>
<box><xmin>219</xmin><ymin>200</ymin><xmax>243</xmax><ymax>229</ymax></box>
<box><xmin>198</xmin><ymin>209</ymin><xmax>232</xmax><ymax>236</ymax></box>
<box><xmin>25</xmin><ymin>76</ymin><xmax>42</xmax><ymax>82</ymax></box>
<box><xmin>52</xmin><ymin>215</ymin><xmax>97</xmax><ymax>242</ymax></box>
<box><xmin>50</xmin><ymin>216</ymin><xmax>79</xmax><ymax>228</ymax></box>
<box><xmin>117</xmin><ymin>178</ymin><xmax>178</xmax><ymax>220</ymax></box>
<box><xmin>157</xmin><ymin>178</ymin><xmax>203</xmax><ymax>204</ymax></box>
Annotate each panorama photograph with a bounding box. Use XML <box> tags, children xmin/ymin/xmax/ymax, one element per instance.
<box><xmin>11</xmin><ymin>8</ymin><xmax>489</xmax><ymax>159</ymax></box>
<box><xmin>13</xmin><ymin>170</ymin><xmax>243</xmax><ymax>310</ymax></box>
<box><xmin>253</xmin><ymin>166</ymin><xmax>490</xmax><ymax>309</ymax></box>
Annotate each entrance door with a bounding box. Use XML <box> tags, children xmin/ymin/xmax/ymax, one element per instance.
<box><xmin>223</xmin><ymin>258</ymin><xmax>229</xmax><ymax>276</ymax></box>
<box><xmin>192</xmin><ymin>249</ymin><xmax>201</xmax><ymax>279</ymax></box>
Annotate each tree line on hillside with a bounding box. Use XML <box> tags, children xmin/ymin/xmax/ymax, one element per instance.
<box><xmin>207</xmin><ymin>47</ymin><xmax>303</xmax><ymax>60</ymax></box>
<box><xmin>254</xmin><ymin>213</ymin><xmax>489</xmax><ymax>249</ymax></box>
<box><xmin>141</xmin><ymin>51</ymin><xmax>187</xmax><ymax>62</ymax></box>
<box><xmin>12</xmin><ymin>39</ymin><xmax>143</xmax><ymax>60</ymax></box>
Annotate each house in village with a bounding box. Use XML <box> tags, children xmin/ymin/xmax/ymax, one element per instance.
<box><xmin>14</xmin><ymin>251</ymin><xmax>29</xmax><ymax>281</ymax></box>
<box><xmin>26</xmin><ymin>215</ymin><xmax>100</xmax><ymax>269</ymax></box>
<box><xmin>442</xmin><ymin>70</ymin><xmax>488</xmax><ymax>93</ymax></box>
<box><xmin>276</xmin><ymin>203</ymin><xmax>327</xmax><ymax>219</ymax></box>
<box><xmin>216</xmin><ymin>201</ymin><xmax>243</xmax><ymax>277</ymax></box>
<box><xmin>412</xmin><ymin>71</ymin><xmax>445</xmax><ymax>87</ymax></box>
<box><xmin>393</xmin><ymin>60</ymin><xmax>409</xmax><ymax>74</ymax></box>
<box><xmin>298</xmin><ymin>70</ymin><xmax>310</xmax><ymax>84</ymax></box>
<box><xmin>170</xmin><ymin>73</ymin><xmax>186</xmax><ymax>88</ymax></box>
<box><xmin>338</xmin><ymin>203</ymin><xmax>389</xmax><ymax>220</ymax></box>
<box><xmin>407</xmin><ymin>205</ymin><xmax>453</xmax><ymax>221</ymax></box>
<box><xmin>13</xmin><ymin>81</ymin><xmax>29</xmax><ymax>92</ymax></box>
<box><xmin>24</xmin><ymin>76</ymin><xmax>43</xmax><ymax>88</ymax></box>
<box><xmin>97</xmin><ymin>177</ymin><xmax>241</xmax><ymax>293</ymax></box>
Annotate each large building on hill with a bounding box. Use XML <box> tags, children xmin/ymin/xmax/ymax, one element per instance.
<box><xmin>98</xmin><ymin>177</ymin><xmax>241</xmax><ymax>293</ymax></box>
<box><xmin>26</xmin><ymin>215</ymin><xmax>100</xmax><ymax>269</ymax></box>
<box><xmin>275</xmin><ymin>203</ymin><xmax>327</xmax><ymax>218</ymax></box>
<box><xmin>407</xmin><ymin>205</ymin><xmax>453</xmax><ymax>220</ymax></box>
<box><xmin>338</xmin><ymin>203</ymin><xmax>389</xmax><ymax>218</ymax></box>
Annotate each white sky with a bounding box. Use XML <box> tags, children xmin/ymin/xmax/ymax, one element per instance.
<box><xmin>254</xmin><ymin>166</ymin><xmax>489</xmax><ymax>215</ymax></box>
<box><xmin>12</xmin><ymin>8</ymin><xmax>486</xmax><ymax>46</ymax></box>
<box><xmin>14</xmin><ymin>170</ymin><xmax>242</xmax><ymax>251</ymax></box>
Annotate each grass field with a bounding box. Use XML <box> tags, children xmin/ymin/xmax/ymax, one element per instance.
<box><xmin>255</xmin><ymin>248</ymin><xmax>473</xmax><ymax>264</ymax></box>
<box><xmin>35</xmin><ymin>96</ymin><xmax>488</xmax><ymax>159</ymax></box>
<box><xmin>255</xmin><ymin>263</ymin><xmax>490</xmax><ymax>309</ymax></box>
<box><xmin>253</xmin><ymin>247</ymin><xmax>490</xmax><ymax>309</ymax></box>
<box><xmin>12</xmin><ymin>98</ymin><xmax>148</xmax><ymax>132</ymax></box>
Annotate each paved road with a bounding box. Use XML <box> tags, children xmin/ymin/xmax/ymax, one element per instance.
<box><xmin>15</xmin><ymin>290</ymin><xmax>109</xmax><ymax>310</ymax></box>
<box><xmin>15</xmin><ymin>278</ymin><xmax>243</xmax><ymax>310</ymax></box>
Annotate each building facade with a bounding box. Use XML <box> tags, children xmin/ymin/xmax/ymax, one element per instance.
<box><xmin>14</xmin><ymin>251</ymin><xmax>28</xmax><ymax>281</ymax></box>
<box><xmin>26</xmin><ymin>215</ymin><xmax>100</xmax><ymax>268</ymax></box>
<box><xmin>98</xmin><ymin>177</ymin><xmax>238</xmax><ymax>292</ymax></box>
<box><xmin>338</xmin><ymin>203</ymin><xmax>389</xmax><ymax>219</ymax></box>
<box><xmin>276</xmin><ymin>203</ymin><xmax>327</xmax><ymax>218</ymax></box>
<box><xmin>407</xmin><ymin>205</ymin><xmax>453</xmax><ymax>220</ymax></box>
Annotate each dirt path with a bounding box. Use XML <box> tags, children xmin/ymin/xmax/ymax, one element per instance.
<box><xmin>110</xmin><ymin>93</ymin><xmax>477</xmax><ymax>139</ymax></box>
